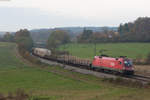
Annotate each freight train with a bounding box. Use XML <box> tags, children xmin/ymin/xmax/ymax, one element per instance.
<box><xmin>32</xmin><ymin>48</ymin><xmax>134</xmax><ymax>75</ymax></box>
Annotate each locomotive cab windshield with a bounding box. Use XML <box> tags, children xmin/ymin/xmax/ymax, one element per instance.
<box><xmin>124</xmin><ymin>60</ymin><xmax>132</xmax><ymax>67</ymax></box>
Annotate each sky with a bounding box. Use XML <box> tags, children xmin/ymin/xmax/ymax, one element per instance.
<box><xmin>0</xmin><ymin>0</ymin><xmax>150</xmax><ymax>31</ymax></box>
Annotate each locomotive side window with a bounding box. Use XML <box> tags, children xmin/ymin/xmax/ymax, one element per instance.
<box><xmin>119</xmin><ymin>61</ymin><xmax>122</xmax><ymax>65</ymax></box>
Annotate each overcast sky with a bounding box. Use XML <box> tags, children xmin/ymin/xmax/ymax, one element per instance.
<box><xmin>0</xmin><ymin>0</ymin><xmax>150</xmax><ymax>31</ymax></box>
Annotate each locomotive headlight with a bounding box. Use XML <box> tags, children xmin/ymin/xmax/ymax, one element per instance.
<box><xmin>123</xmin><ymin>67</ymin><xmax>125</xmax><ymax>70</ymax></box>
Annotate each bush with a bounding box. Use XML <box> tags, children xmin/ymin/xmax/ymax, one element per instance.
<box><xmin>133</xmin><ymin>54</ymin><xmax>144</xmax><ymax>65</ymax></box>
<box><xmin>146</xmin><ymin>53</ymin><xmax>150</xmax><ymax>64</ymax></box>
<box><xmin>0</xmin><ymin>89</ymin><xmax>29</xmax><ymax>100</ymax></box>
<box><xmin>133</xmin><ymin>54</ymin><xmax>150</xmax><ymax>65</ymax></box>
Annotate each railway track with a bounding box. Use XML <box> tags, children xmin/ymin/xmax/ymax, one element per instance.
<box><xmin>129</xmin><ymin>75</ymin><xmax>150</xmax><ymax>83</ymax></box>
<box><xmin>33</xmin><ymin>55</ymin><xmax>150</xmax><ymax>84</ymax></box>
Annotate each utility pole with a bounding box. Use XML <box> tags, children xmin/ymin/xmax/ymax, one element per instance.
<box><xmin>94</xmin><ymin>42</ymin><xmax>96</xmax><ymax>56</ymax></box>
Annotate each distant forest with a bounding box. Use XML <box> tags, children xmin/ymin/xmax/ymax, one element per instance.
<box><xmin>1</xmin><ymin>17</ymin><xmax>150</xmax><ymax>46</ymax></box>
<box><xmin>30</xmin><ymin>27</ymin><xmax>117</xmax><ymax>45</ymax></box>
<box><xmin>30</xmin><ymin>17</ymin><xmax>150</xmax><ymax>45</ymax></box>
<box><xmin>77</xmin><ymin>17</ymin><xmax>150</xmax><ymax>43</ymax></box>
<box><xmin>118</xmin><ymin>17</ymin><xmax>150</xmax><ymax>42</ymax></box>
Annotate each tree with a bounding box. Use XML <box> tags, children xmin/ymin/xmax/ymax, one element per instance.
<box><xmin>3</xmin><ymin>32</ymin><xmax>14</xmax><ymax>42</ymax></box>
<box><xmin>0</xmin><ymin>35</ymin><xmax>3</xmax><ymax>42</ymax></box>
<box><xmin>47</xmin><ymin>30</ymin><xmax>70</xmax><ymax>50</ymax></box>
<box><xmin>118</xmin><ymin>17</ymin><xmax>150</xmax><ymax>42</ymax></box>
<box><xmin>146</xmin><ymin>53</ymin><xmax>150</xmax><ymax>64</ymax></box>
<box><xmin>77</xmin><ymin>28</ymin><xmax>93</xmax><ymax>43</ymax></box>
<box><xmin>14</xmin><ymin>29</ymin><xmax>33</xmax><ymax>51</ymax></box>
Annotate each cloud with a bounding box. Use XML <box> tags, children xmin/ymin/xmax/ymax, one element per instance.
<box><xmin>1</xmin><ymin>0</ymin><xmax>150</xmax><ymax>18</ymax></box>
<box><xmin>0</xmin><ymin>0</ymin><xmax>150</xmax><ymax>31</ymax></box>
<box><xmin>0</xmin><ymin>7</ymin><xmax>106</xmax><ymax>31</ymax></box>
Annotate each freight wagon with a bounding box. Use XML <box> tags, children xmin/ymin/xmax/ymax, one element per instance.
<box><xmin>33</xmin><ymin>48</ymin><xmax>51</xmax><ymax>57</ymax></box>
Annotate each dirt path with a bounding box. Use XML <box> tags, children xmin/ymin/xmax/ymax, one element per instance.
<box><xmin>13</xmin><ymin>45</ymin><xmax>40</xmax><ymax>67</ymax></box>
<box><xmin>135</xmin><ymin>65</ymin><xmax>150</xmax><ymax>76</ymax></box>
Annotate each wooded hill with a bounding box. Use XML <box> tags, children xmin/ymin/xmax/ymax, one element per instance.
<box><xmin>30</xmin><ymin>27</ymin><xmax>117</xmax><ymax>44</ymax></box>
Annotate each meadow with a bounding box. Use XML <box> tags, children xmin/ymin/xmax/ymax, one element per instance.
<box><xmin>0</xmin><ymin>42</ymin><xmax>150</xmax><ymax>100</ymax></box>
<box><xmin>59</xmin><ymin>43</ymin><xmax>150</xmax><ymax>59</ymax></box>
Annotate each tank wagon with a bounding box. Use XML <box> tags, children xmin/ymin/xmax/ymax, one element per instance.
<box><xmin>32</xmin><ymin>48</ymin><xmax>134</xmax><ymax>75</ymax></box>
<box><xmin>33</xmin><ymin>48</ymin><xmax>51</xmax><ymax>57</ymax></box>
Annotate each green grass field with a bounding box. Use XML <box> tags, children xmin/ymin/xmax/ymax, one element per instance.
<box><xmin>0</xmin><ymin>42</ymin><xmax>150</xmax><ymax>100</ymax></box>
<box><xmin>59</xmin><ymin>43</ymin><xmax>150</xmax><ymax>59</ymax></box>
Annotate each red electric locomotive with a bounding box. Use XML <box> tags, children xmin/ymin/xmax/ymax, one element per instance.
<box><xmin>91</xmin><ymin>55</ymin><xmax>134</xmax><ymax>75</ymax></box>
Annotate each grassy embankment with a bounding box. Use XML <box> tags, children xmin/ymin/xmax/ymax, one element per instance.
<box><xmin>0</xmin><ymin>42</ymin><xmax>150</xmax><ymax>100</ymax></box>
<box><xmin>59</xmin><ymin>43</ymin><xmax>150</xmax><ymax>59</ymax></box>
